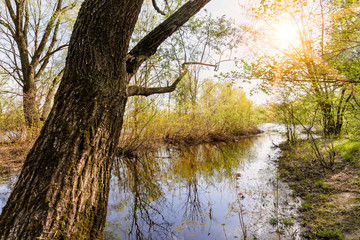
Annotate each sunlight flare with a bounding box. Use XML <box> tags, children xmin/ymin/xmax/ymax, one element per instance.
<box><xmin>272</xmin><ymin>21</ymin><xmax>300</xmax><ymax>50</ymax></box>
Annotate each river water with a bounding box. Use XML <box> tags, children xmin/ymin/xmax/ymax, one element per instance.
<box><xmin>0</xmin><ymin>124</ymin><xmax>301</xmax><ymax>239</ymax></box>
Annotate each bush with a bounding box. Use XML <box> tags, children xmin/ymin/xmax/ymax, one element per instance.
<box><xmin>120</xmin><ymin>79</ymin><xmax>260</xmax><ymax>152</ymax></box>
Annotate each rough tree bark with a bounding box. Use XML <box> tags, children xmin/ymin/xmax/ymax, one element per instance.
<box><xmin>0</xmin><ymin>0</ymin><xmax>210</xmax><ymax>239</ymax></box>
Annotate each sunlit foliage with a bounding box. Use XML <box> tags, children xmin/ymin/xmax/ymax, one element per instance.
<box><xmin>238</xmin><ymin>0</ymin><xmax>360</xmax><ymax>137</ymax></box>
<box><xmin>120</xmin><ymin>79</ymin><xmax>259</xmax><ymax>153</ymax></box>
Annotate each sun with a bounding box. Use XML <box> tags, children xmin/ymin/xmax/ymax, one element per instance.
<box><xmin>272</xmin><ymin>21</ymin><xmax>300</xmax><ymax>50</ymax></box>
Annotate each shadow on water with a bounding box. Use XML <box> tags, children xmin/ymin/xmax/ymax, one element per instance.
<box><xmin>0</xmin><ymin>124</ymin><xmax>301</xmax><ymax>239</ymax></box>
<box><xmin>105</xmin><ymin>125</ymin><xmax>302</xmax><ymax>240</ymax></box>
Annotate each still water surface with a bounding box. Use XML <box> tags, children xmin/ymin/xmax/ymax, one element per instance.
<box><xmin>0</xmin><ymin>124</ymin><xmax>301</xmax><ymax>239</ymax></box>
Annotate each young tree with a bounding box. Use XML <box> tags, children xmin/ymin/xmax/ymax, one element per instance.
<box><xmin>0</xmin><ymin>0</ymin><xmax>78</xmax><ymax>128</ymax></box>
<box><xmin>0</xmin><ymin>0</ymin><xmax>210</xmax><ymax>239</ymax></box>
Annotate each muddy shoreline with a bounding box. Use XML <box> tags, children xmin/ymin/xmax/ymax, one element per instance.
<box><xmin>278</xmin><ymin>140</ymin><xmax>360</xmax><ymax>239</ymax></box>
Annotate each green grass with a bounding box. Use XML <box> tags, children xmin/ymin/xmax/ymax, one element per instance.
<box><xmin>304</xmin><ymin>193</ymin><xmax>313</xmax><ymax>200</ymax></box>
<box><xmin>315</xmin><ymin>228</ymin><xmax>345</xmax><ymax>240</ymax></box>
<box><xmin>281</xmin><ymin>217</ymin><xmax>294</xmax><ymax>226</ymax></box>
<box><xmin>335</xmin><ymin>140</ymin><xmax>360</xmax><ymax>165</ymax></box>
<box><xmin>315</xmin><ymin>180</ymin><xmax>329</xmax><ymax>190</ymax></box>
<box><xmin>269</xmin><ymin>217</ymin><xmax>294</xmax><ymax>227</ymax></box>
<box><xmin>269</xmin><ymin>217</ymin><xmax>278</xmax><ymax>226</ymax></box>
<box><xmin>301</xmin><ymin>202</ymin><xmax>310</xmax><ymax>210</ymax></box>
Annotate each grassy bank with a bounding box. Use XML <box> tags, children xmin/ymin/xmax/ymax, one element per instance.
<box><xmin>278</xmin><ymin>139</ymin><xmax>360</xmax><ymax>239</ymax></box>
<box><xmin>119</xmin><ymin>81</ymin><xmax>262</xmax><ymax>154</ymax></box>
<box><xmin>1</xmin><ymin>121</ymin><xmax>260</xmax><ymax>174</ymax></box>
<box><xmin>1</xmin><ymin>118</ymin><xmax>260</xmax><ymax>175</ymax></box>
<box><xmin>119</xmin><ymin>107</ymin><xmax>261</xmax><ymax>154</ymax></box>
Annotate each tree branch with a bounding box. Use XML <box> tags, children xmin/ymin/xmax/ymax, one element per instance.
<box><xmin>126</xmin><ymin>0</ymin><xmax>210</xmax><ymax>79</ymax></box>
<box><xmin>35</xmin><ymin>21</ymin><xmax>65</xmax><ymax>82</ymax></box>
<box><xmin>40</xmin><ymin>68</ymin><xmax>64</xmax><ymax>120</ymax></box>
<box><xmin>39</xmin><ymin>45</ymin><xmax>68</xmax><ymax>64</ymax></box>
<box><xmin>4</xmin><ymin>0</ymin><xmax>17</xmax><ymax>24</ymax></box>
<box><xmin>0</xmin><ymin>19</ymin><xmax>15</xmax><ymax>35</ymax></box>
<box><xmin>152</xmin><ymin>0</ymin><xmax>166</xmax><ymax>15</ymax></box>
<box><xmin>127</xmin><ymin>67</ymin><xmax>188</xmax><ymax>97</ymax></box>
<box><xmin>24</xmin><ymin>1</ymin><xmax>29</xmax><ymax>36</ymax></box>
<box><xmin>30</xmin><ymin>0</ymin><xmax>63</xmax><ymax>66</ymax></box>
<box><xmin>31</xmin><ymin>0</ymin><xmax>75</xmax><ymax>67</ymax></box>
<box><xmin>183</xmin><ymin>61</ymin><xmax>218</xmax><ymax>68</ymax></box>
<box><xmin>0</xmin><ymin>61</ymin><xmax>23</xmax><ymax>87</ymax></box>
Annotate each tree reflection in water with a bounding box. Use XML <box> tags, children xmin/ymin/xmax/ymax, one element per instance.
<box><xmin>106</xmin><ymin>154</ymin><xmax>173</xmax><ymax>240</ymax></box>
<box><xmin>105</xmin><ymin>140</ymin><xmax>252</xmax><ymax>240</ymax></box>
<box><xmin>104</xmin><ymin>136</ymin><xmax>300</xmax><ymax>240</ymax></box>
<box><xmin>170</xmin><ymin>142</ymin><xmax>252</xmax><ymax>226</ymax></box>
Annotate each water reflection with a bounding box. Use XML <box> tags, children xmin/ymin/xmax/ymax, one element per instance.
<box><xmin>0</xmin><ymin>126</ymin><xmax>300</xmax><ymax>239</ymax></box>
<box><xmin>105</xmin><ymin>133</ymin><xmax>301</xmax><ymax>240</ymax></box>
<box><xmin>106</xmin><ymin>155</ymin><xmax>172</xmax><ymax>240</ymax></box>
<box><xmin>0</xmin><ymin>175</ymin><xmax>17</xmax><ymax>213</ymax></box>
<box><xmin>106</xmin><ymin>141</ymin><xmax>252</xmax><ymax>240</ymax></box>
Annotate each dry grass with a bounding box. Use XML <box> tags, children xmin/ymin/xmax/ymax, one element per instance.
<box><xmin>0</xmin><ymin>143</ymin><xmax>32</xmax><ymax>175</ymax></box>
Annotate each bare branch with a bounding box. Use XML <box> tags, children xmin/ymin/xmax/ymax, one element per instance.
<box><xmin>35</xmin><ymin>20</ymin><xmax>65</xmax><ymax>81</ymax></box>
<box><xmin>31</xmin><ymin>0</ymin><xmax>75</xmax><ymax>67</ymax></box>
<box><xmin>127</xmin><ymin>67</ymin><xmax>188</xmax><ymax>97</ymax></box>
<box><xmin>0</xmin><ymin>61</ymin><xmax>23</xmax><ymax>87</ymax></box>
<box><xmin>39</xmin><ymin>45</ymin><xmax>68</xmax><ymax>64</ymax></box>
<box><xmin>183</xmin><ymin>61</ymin><xmax>217</xmax><ymax>68</ymax></box>
<box><xmin>40</xmin><ymin>68</ymin><xmax>64</xmax><ymax>120</ymax></box>
<box><xmin>152</xmin><ymin>0</ymin><xmax>166</xmax><ymax>15</ymax></box>
<box><xmin>24</xmin><ymin>0</ymin><xmax>29</xmax><ymax>36</ymax></box>
<box><xmin>4</xmin><ymin>0</ymin><xmax>17</xmax><ymax>24</ymax></box>
<box><xmin>30</xmin><ymin>0</ymin><xmax>63</xmax><ymax>66</ymax></box>
<box><xmin>0</xmin><ymin>19</ymin><xmax>15</xmax><ymax>35</ymax></box>
<box><xmin>126</xmin><ymin>0</ymin><xmax>210</xmax><ymax>79</ymax></box>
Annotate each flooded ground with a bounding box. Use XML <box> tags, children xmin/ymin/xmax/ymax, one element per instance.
<box><xmin>0</xmin><ymin>124</ymin><xmax>302</xmax><ymax>239</ymax></box>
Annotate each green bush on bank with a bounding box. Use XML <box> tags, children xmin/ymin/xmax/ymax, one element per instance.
<box><xmin>120</xmin><ymin>80</ymin><xmax>261</xmax><ymax>152</ymax></box>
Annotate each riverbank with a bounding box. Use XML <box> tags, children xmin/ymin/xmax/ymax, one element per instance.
<box><xmin>118</xmin><ymin>126</ymin><xmax>262</xmax><ymax>155</ymax></box>
<box><xmin>278</xmin><ymin>139</ymin><xmax>360</xmax><ymax>239</ymax></box>
<box><xmin>0</xmin><ymin>126</ymin><xmax>262</xmax><ymax>173</ymax></box>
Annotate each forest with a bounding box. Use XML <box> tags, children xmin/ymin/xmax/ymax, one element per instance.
<box><xmin>0</xmin><ymin>0</ymin><xmax>359</xmax><ymax>239</ymax></box>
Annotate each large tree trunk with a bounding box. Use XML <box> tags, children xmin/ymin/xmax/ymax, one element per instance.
<box><xmin>0</xmin><ymin>0</ymin><xmax>210</xmax><ymax>238</ymax></box>
<box><xmin>0</xmin><ymin>0</ymin><xmax>143</xmax><ymax>238</ymax></box>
